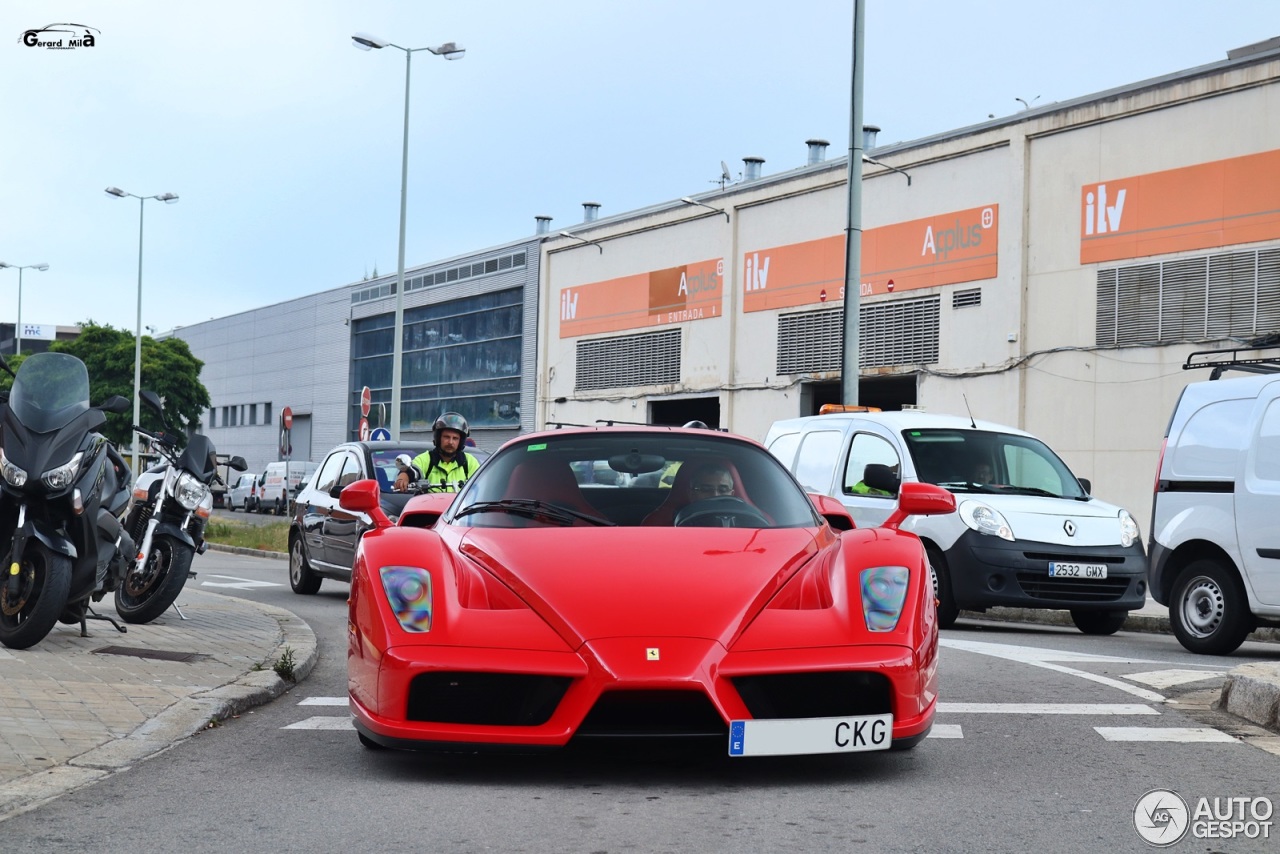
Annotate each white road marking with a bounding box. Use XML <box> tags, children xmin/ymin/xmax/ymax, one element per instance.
<box><xmin>283</xmin><ymin>716</ymin><xmax>355</xmax><ymax>730</ymax></box>
<box><xmin>940</xmin><ymin>638</ymin><xmax>1167</xmax><ymax>703</ymax></box>
<box><xmin>298</xmin><ymin>697</ymin><xmax>348</xmax><ymax>706</ymax></box>
<box><xmin>1122</xmin><ymin>669</ymin><xmax>1228</xmax><ymax>689</ymax></box>
<box><xmin>200</xmin><ymin>574</ymin><xmax>282</xmax><ymax>590</ymax></box>
<box><xmin>928</xmin><ymin>724</ymin><xmax>964</xmax><ymax>738</ymax></box>
<box><xmin>1095</xmin><ymin>727</ymin><xmax>1238</xmax><ymax>743</ymax></box>
<box><xmin>939</xmin><ymin>703</ymin><xmax>1158</xmax><ymax>715</ymax></box>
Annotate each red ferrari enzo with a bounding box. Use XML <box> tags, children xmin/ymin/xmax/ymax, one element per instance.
<box><xmin>343</xmin><ymin>426</ymin><xmax>955</xmax><ymax>757</ymax></box>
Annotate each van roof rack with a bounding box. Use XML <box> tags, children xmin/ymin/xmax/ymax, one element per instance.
<box><xmin>1184</xmin><ymin>345</ymin><xmax>1280</xmax><ymax>379</ymax></box>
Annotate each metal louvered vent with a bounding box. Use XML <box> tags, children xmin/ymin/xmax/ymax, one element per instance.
<box><xmin>952</xmin><ymin>288</ymin><xmax>982</xmax><ymax>308</ymax></box>
<box><xmin>576</xmin><ymin>329</ymin><xmax>681</xmax><ymax>390</ymax></box>
<box><xmin>1096</xmin><ymin>247</ymin><xmax>1280</xmax><ymax>345</ymax></box>
<box><xmin>778</xmin><ymin>296</ymin><xmax>940</xmax><ymax>373</ymax></box>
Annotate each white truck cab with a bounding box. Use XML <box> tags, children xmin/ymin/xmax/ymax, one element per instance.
<box><xmin>765</xmin><ymin>409</ymin><xmax>1147</xmax><ymax>635</ymax></box>
<box><xmin>1149</xmin><ymin>346</ymin><xmax>1280</xmax><ymax>655</ymax></box>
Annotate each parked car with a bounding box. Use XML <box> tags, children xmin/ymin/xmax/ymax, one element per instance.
<box><xmin>764</xmin><ymin>408</ymin><xmax>1147</xmax><ymax>635</ymax></box>
<box><xmin>1149</xmin><ymin>346</ymin><xmax>1280</xmax><ymax>655</ymax></box>
<box><xmin>226</xmin><ymin>472</ymin><xmax>259</xmax><ymax>512</ymax></box>
<box><xmin>339</xmin><ymin>425</ymin><xmax>955</xmax><ymax>754</ymax></box>
<box><xmin>288</xmin><ymin>441</ymin><xmax>489</xmax><ymax>593</ymax></box>
<box><xmin>257</xmin><ymin>460</ymin><xmax>319</xmax><ymax>516</ymax></box>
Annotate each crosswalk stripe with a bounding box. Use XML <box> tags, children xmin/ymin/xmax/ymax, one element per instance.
<box><xmin>1095</xmin><ymin>727</ymin><xmax>1238</xmax><ymax>743</ymax></box>
<box><xmin>298</xmin><ymin>697</ymin><xmax>348</xmax><ymax>706</ymax></box>
<box><xmin>928</xmin><ymin>724</ymin><xmax>964</xmax><ymax>739</ymax></box>
<box><xmin>938</xmin><ymin>702</ymin><xmax>1158</xmax><ymax>715</ymax></box>
<box><xmin>283</xmin><ymin>716</ymin><xmax>355</xmax><ymax>730</ymax></box>
<box><xmin>1122</xmin><ymin>669</ymin><xmax>1228</xmax><ymax>689</ymax></box>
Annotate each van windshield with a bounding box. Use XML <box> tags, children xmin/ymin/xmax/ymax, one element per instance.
<box><xmin>901</xmin><ymin>428</ymin><xmax>1087</xmax><ymax>499</ymax></box>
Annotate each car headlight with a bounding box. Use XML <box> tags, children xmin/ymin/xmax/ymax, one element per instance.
<box><xmin>958</xmin><ymin>500</ymin><xmax>1014</xmax><ymax>541</ymax></box>
<box><xmin>0</xmin><ymin>448</ymin><xmax>27</xmax><ymax>488</ymax></box>
<box><xmin>1118</xmin><ymin>509</ymin><xmax>1140</xmax><ymax>549</ymax></box>
<box><xmin>175</xmin><ymin>471</ymin><xmax>210</xmax><ymax>511</ymax></box>
<box><xmin>860</xmin><ymin>566</ymin><xmax>910</xmax><ymax>632</ymax></box>
<box><xmin>381</xmin><ymin>566</ymin><xmax>433</xmax><ymax>632</ymax></box>
<box><xmin>41</xmin><ymin>452</ymin><xmax>84</xmax><ymax>491</ymax></box>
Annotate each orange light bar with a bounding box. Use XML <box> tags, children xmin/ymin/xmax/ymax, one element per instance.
<box><xmin>818</xmin><ymin>404</ymin><xmax>882</xmax><ymax>415</ymax></box>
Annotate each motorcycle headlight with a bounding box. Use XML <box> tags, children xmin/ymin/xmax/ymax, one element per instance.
<box><xmin>958</xmin><ymin>500</ymin><xmax>1015</xmax><ymax>541</ymax></box>
<box><xmin>42</xmin><ymin>452</ymin><xmax>84</xmax><ymax>491</ymax></box>
<box><xmin>1118</xmin><ymin>509</ymin><xmax>1140</xmax><ymax>549</ymax></box>
<box><xmin>0</xmin><ymin>448</ymin><xmax>27</xmax><ymax>488</ymax></box>
<box><xmin>860</xmin><ymin>566</ymin><xmax>910</xmax><ymax>632</ymax></box>
<box><xmin>175</xmin><ymin>471</ymin><xmax>210</xmax><ymax>511</ymax></box>
<box><xmin>380</xmin><ymin>566</ymin><xmax>433</xmax><ymax>632</ymax></box>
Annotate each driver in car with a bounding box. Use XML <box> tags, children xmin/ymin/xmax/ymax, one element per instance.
<box><xmin>690</xmin><ymin>464</ymin><xmax>735</xmax><ymax>501</ymax></box>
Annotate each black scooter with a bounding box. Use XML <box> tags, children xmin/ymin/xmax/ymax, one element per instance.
<box><xmin>0</xmin><ymin>352</ymin><xmax>136</xmax><ymax>649</ymax></box>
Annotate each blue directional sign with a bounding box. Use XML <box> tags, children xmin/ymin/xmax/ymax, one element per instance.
<box><xmin>370</xmin><ymin>427</ymin><xmax>391</xmax><ymax>441</ymax></box>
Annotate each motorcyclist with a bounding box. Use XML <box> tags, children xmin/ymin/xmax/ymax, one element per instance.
<box><xmin>393</xmin><ymin>411</ymin><xmax>480</xmax><ymax>493</ymax></box>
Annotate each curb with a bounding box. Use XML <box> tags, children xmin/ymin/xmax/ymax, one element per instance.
<box><xmin>207</xmin><ymin>543</ymin><xmax>288</xmax><ymax>561</ymax></box>
<box><xmin>0</xmin><ymin>595</ymin><xmax>317</xmax><ymax>822</ymax></box>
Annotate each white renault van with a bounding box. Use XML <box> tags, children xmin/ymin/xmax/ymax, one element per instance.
<box><xmin>257</xmin><ymin>460</ymin><xmax>319</xmax><ymax>516</ymax></box>
<box><xmin>765</xmin><ymin>409</ymin><xmax>1147</xmax><ymax>634</ymax></box>
<box><xmin>1149</xmin><ymin>347</ymin><xmax>1280</xmax><ymax>655</ymax></box>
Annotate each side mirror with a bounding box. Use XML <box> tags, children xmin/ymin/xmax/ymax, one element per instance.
<box><xmin>228</xmin><ymin>455</ymin><xmax>248</xmax><ymax>472</ymax></box>
<box><xmin>98</xmin><ymin>394</ymin><xmax>132</xmax><ymax>414</ymax></box>
<box><xmin>882</xmin><ymin>482</ymin><xmax>957</xmax><ymax>530</ymax></box>
<box><xmin>862</xmin><ymin>463</ymin><xmax>901</xmax><ymax>494</ymax></box>
<box><xmin>1077</xmin><ymin>477</ymin><xmax>1091</xmax><ymax>494</ymax></box>
<box><xmin>339</xmin><ymin>479</ymin><xmax>391</xmax><ymax>529</ymax></box>
<box><xmin>140</xmin><ymin>389</ymin><xmax>165</xmax><ymax>414</ymax></box>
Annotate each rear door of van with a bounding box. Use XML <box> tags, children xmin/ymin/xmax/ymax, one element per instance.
<box><xmin>1237</xmin><ymin>379</ymin><xmax>1280</xmax><ymax>606</ymax></box>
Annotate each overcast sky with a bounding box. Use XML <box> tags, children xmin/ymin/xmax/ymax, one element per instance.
<box><xmin>1</xmin><ymin>1</ymin><xmax>1276</xmax><ymax>335</ymax></box>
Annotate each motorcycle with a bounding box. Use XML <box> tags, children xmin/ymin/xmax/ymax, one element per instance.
<box><xmin>117</xmin><ymin>390</ymin><xmax>246</xmax><ymax>624</ymax></box>
<box><xmin>0</xmin><ymin>352</ymin><xmax>136</xmax><ymax>649</ymax></box>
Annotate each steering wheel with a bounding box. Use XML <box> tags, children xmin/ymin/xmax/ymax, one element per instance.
<box><xmin>673</xmin><ymin>496</ymin><xmax>770</xmax><ymax>528</ymax></box>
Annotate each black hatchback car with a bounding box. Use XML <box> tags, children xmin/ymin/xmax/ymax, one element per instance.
<box><xmin>288</xmin><ymin>440</ymin><xmax>488</xmax><ymax>594</ymax></box>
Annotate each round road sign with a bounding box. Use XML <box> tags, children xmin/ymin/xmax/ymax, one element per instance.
<box><xmin>359</xmin><ymin>417</ymin><xmax>370</xmax><ymax>441</ymax></box>
<box><xmin>360</xmin><ymin>386</ymin><xmax>371</xmax><ymax>417</ymax></box>
<box><xmin>282</xmin><ymin>406</ymin><xmax>293</xmax><ymax>430</ymax></box>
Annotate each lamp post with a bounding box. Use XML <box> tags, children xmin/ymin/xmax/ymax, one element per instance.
<box><xmin>352</xmin><ymin>31</ymin><xmax>464</xmax><ymax>440</ymax></box>
<box><xmin>105</xmin><ymin>186</ymin><xmax>179</xmax><ymax>477</ymax></box>
<box><xmin>0</xmin><ymin>261</ymin><xmax>49</xmax><ymax>354</ymax></box>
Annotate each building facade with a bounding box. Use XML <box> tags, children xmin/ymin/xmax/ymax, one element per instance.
<box><xmin>540</xmin><ymin>41</ymin><xmax>1280</xmax><ymax>532</ymax></box>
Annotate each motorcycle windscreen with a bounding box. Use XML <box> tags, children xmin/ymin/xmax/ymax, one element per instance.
<box><xmin>177</xmin><ymin>433</ymin><xmax>218</xmax><ymax>480</ymax></box>
<box><xmin>8</xmin><ymin>352</ymin><xmax>92</xmax><ymax>434</ymax></box>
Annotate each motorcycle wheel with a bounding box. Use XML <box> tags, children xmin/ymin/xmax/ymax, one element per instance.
<box><xmin>0</xmin><ymin>543</ymin><xmax>73</xmax><ymax>649</ymax></box>
<box><xmin>114</xmin><ymin>535</ymin><xmax>194</xmax><ymax>625</ymax></box>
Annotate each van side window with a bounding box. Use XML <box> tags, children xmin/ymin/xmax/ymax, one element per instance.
<box><xmin>843</xmin><ymin>433</ymin><xmax>900</xmax><ymax>496</ymax></box>
<box><xmin>767</xmin><ymin>432</ymin><xmax>801</xmax><ymax>471</ymax></box>
<box><xmin>1002</xmin><ymin>445</ymin><xmax>1063</xmax><ymax>493</ymax></box>
<box><xmin>1171</xmin><ymin>399</ymin><xmax>1252</xmax><ymax>477</ymax></box>
<box><xmin>314</xmin><ymin>454</ymin><xmax>344</xmax><ymax>495</ymax></box>
<box><xmin>1256</xmin><ymin>399</ymin><xmax>1280</xmax><ymax>481</ymax></box>
<box><xmin>792</xmin><ymin>430</ymin><xmax>843</xmax><ymax>492</ymax></box>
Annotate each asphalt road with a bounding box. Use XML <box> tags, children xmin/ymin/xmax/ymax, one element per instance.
<box><xmin>4</xmin><ymin>551</ymin><xmax>1278</xmax><ymax>853</ymax></box>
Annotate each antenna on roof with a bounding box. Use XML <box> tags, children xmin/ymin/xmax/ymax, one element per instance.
<box><xmin>962</xmin><ymin>394</ymin><xmax>976</xmax><ymax>429</ymax></box>
<box><xmin>711</xmin><ymin>160</ymin><xmax>733</xmax><ymax>190</ymax></box>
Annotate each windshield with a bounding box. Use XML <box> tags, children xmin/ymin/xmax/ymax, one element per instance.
<box><xmin>8</xmin><ymin>352</ymin><xmax>91</xmax><ymax>434</ymax></box>
<box><xmin>902</xmin><ymin>428</ymin><xmax>1086</xmax><ymax>499</ymax></box>
<box><xmin>451</xmin><ymin>431</ymin><xmax>820</xmax><ymax>528</ymax></box>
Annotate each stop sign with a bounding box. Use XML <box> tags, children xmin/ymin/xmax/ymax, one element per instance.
<box><xmin>360</xmin><ymin>386</ymin><xmax>371</xmax><ymax>417</ymax></box>
<box><xmin>282</xmin><ymin>406</ymin><xmax>293</xmax><ymax>430</ymax></box>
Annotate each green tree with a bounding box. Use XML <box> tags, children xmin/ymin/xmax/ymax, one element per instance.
<box><xmin>40</xmin><ymin>322</ymin><xmax>212</xmax><ymax>448</ymax></box>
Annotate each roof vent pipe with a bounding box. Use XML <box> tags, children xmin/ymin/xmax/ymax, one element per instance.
<box><xmin>534</xmin><ymin>215</ymin><xmax>552</xmax><ymax>235</ymax></box>
<box><xmin>582</xmin><ymin>202</ymin><xmax>600</xmax><ymax>223</ymax></box>
<box><xmin>805</xmin><ymin>138</ymin><xmax>829</xmax><ymax>165</ymax></box>
<box><xmin>742</xmin><ymin>156</ymin><xmax>764</xmax><ymax>181</ymax></box>
<box><xmin>862</xmin><ymin>124</ymin><xmax>880</xmax><ymax>151</ymax></box>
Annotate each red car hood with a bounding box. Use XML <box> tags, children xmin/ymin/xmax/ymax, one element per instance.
<box><xmin>457</xmin><ymin>527</ymin><xmax>821</xmax><ymax>648</ymax></box>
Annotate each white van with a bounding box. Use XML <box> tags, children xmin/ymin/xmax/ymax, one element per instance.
<box><xmin>765</xmin><ymin>409</ymin><xmax>1147</xmax><ymax>634</ymax></box>
<box><xmin>1149</xmin><ymin>347</ymin><xmax>1280</xmax><ymax>655</ymax></box>
<box><xmin>257</xmin><ymin>460</ymin><xmax>319</xmax><ymax>516</ymax></box>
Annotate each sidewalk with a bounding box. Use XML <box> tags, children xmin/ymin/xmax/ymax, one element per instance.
<box><xmin>0</xmin><ymin>573</ymin><xmax>1275</xmax><ymax>824</ymax></box>
<box><xmin>0</xmin><ymin>585</ymin><xmax>316</xmax><ymax>822</ymax></box>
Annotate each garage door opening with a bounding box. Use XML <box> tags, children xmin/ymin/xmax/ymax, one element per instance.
<box><xmin>648</xmin><ymin>397</ymin><xmax>721</xmax><ymax>428</ymax></box>
<box><xmin>802</xmin><ymin>376</ymin><xmax>918</xmax><ymax>414</ymax></box>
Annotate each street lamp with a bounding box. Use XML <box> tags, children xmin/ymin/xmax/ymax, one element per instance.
<box><xmin>352</xmin><ymin>31</ymin><xmax>464</xmax><ymax>440</ymax></box>
<box><xmin>0</xmin><ymin>261</ymin><xmax>49</xmax><ymax>355</ymax></box>
<box><xmin>105</xmin><ymin>186</ymin><xmax>179</xmax><ymax>477</ymax></box>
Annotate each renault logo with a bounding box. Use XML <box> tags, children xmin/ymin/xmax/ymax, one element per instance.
<box><xmin>1064</xmin><ymin>520</ymin><xmax>1076</xmax><ymax>537</ymax></box>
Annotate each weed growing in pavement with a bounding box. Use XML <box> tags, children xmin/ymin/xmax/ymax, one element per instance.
<box><xmin>273</xmin><ymin>646</ymin><xmax>298</xmax><ymax>682</ymax></box>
